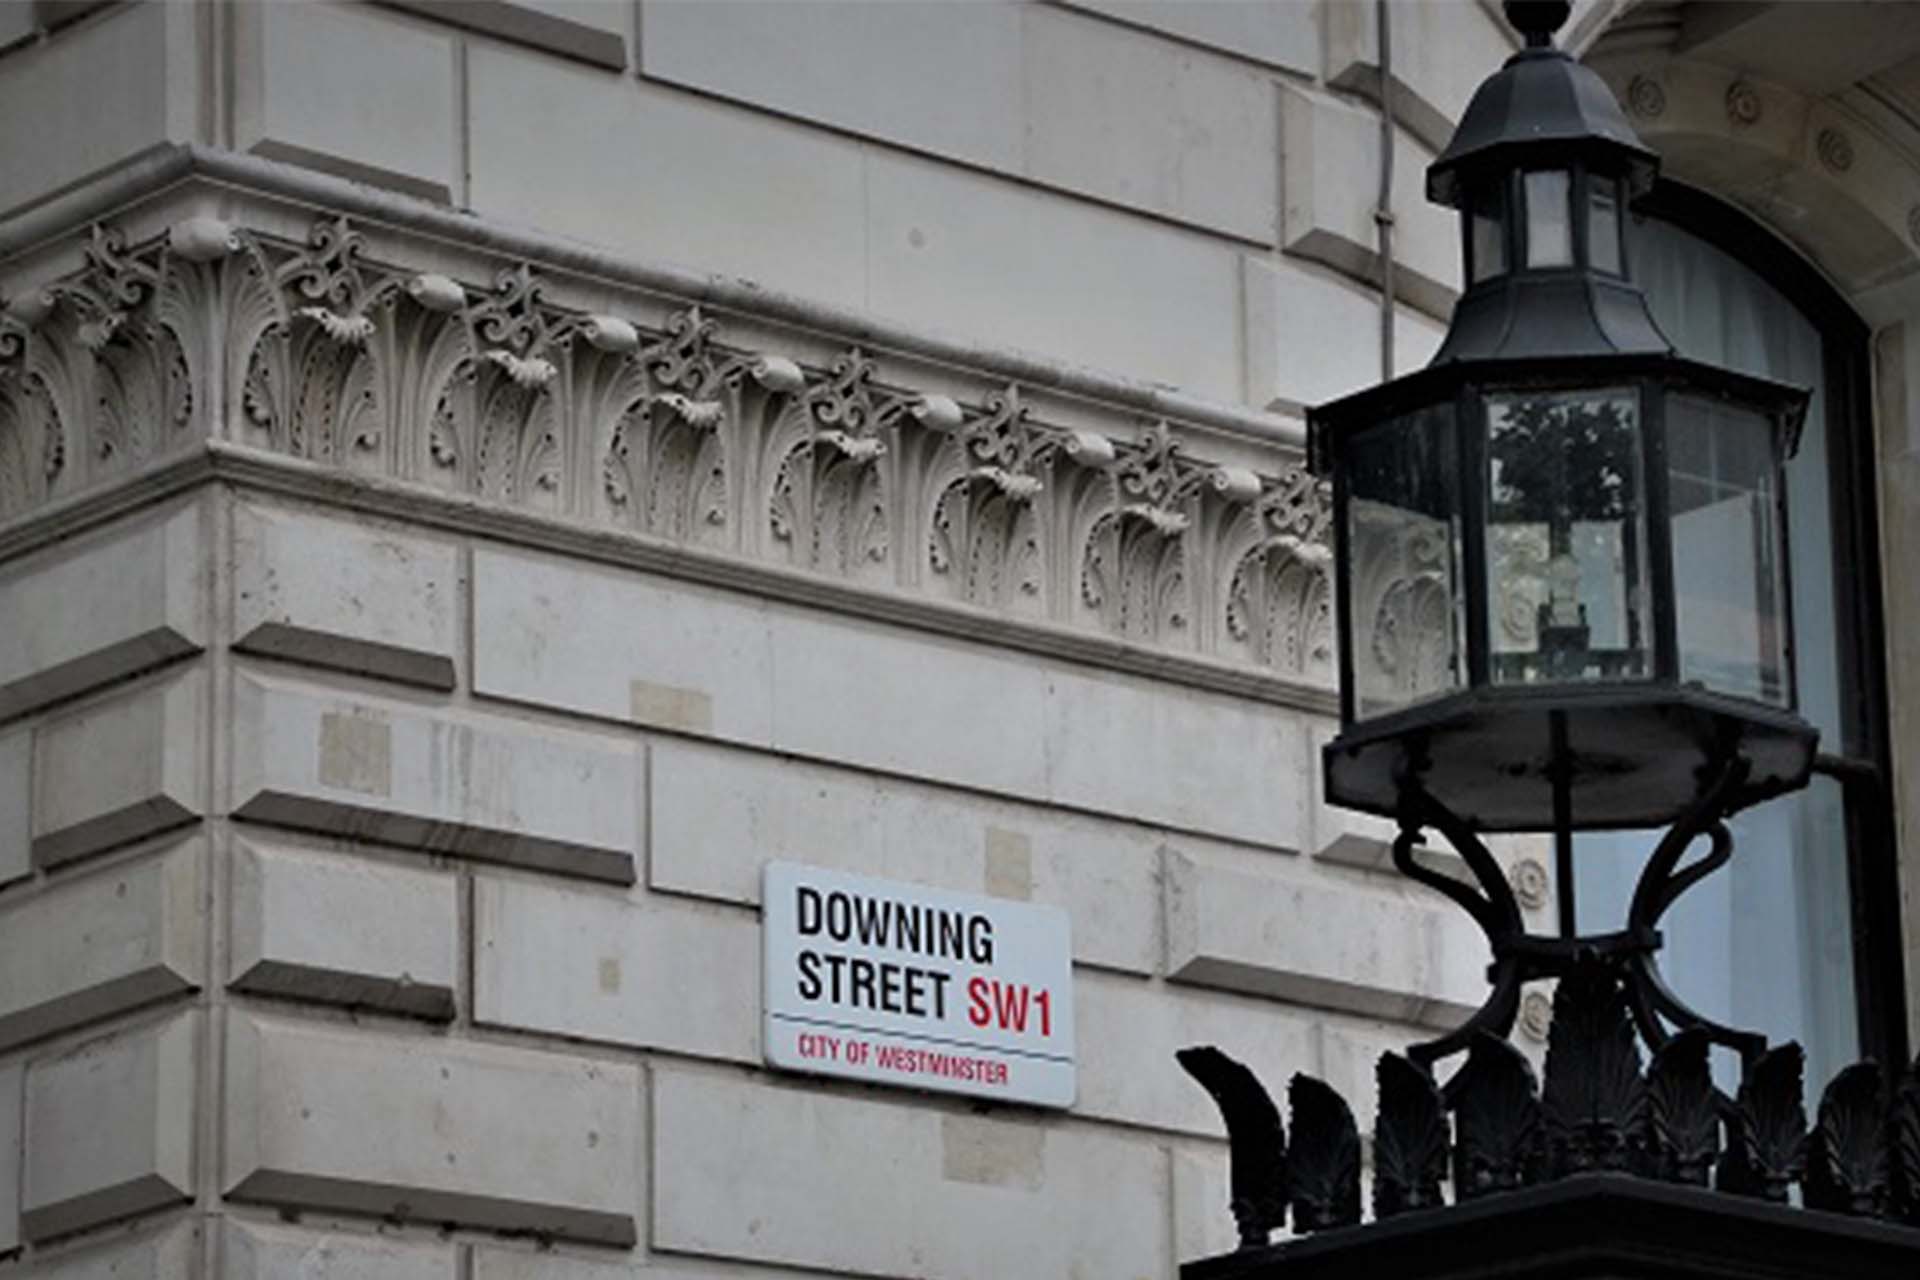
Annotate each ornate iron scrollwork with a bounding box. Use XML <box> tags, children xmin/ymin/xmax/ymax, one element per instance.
<box><xmin>1180</xmin><ymin>968</ymin><xmax>1920</xmax><ymax>1241</ymax></box>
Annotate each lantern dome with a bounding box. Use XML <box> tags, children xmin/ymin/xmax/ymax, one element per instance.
<box><xmin>1427</xmin><ymin>1</ymin><xmax>1659</xmax><ymax>210</ymax></box>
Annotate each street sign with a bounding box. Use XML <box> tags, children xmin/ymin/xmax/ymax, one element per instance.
<box><xmin>762</xmin><ymin>861</ymin><xmax>1076</xmax><ymax>1108</ymax></box>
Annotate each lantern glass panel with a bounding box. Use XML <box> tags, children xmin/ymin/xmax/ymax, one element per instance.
<box><xmin>1589</xmin><ymin>181</ymin><xmax>1622</xmax><ymax>275</ymax></box>
<box><xmin>1470</xmin><ymin>185</ymin><xmax>1507</xmax><ymax>283</ymax></box>
<box><xmin>1484</xmin><ymin>387</ymin><xmax>1649</xmax><ymax>685</ymax></box>
<box><xmin>1345</xmin><ymin>405</ymin><xmax>1465</xmax><ymax>719</ymax></box>
<box><xmin>1667</xmin><ymin>393</ymin><xmax>1790</xmax><ymax>705</ymax></box>
<box><xmin>1524</xmin><ymin>170</ymin><xmax>1573</xmax><ymax>268</ymax></box>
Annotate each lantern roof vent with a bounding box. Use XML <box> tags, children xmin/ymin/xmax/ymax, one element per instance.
<box><xmin>1428</xmin><ymin>0</ymin><xmax>1659</xmax><ymax>209</ymax></box>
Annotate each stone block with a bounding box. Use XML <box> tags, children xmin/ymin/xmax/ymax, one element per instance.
<box><xmin>1059</xmin><ymin>0</ymin><xmax>1320</xmax><ymax>74</ymax></box>
<box><xmin>0</xmin><ymin>503</ymin><xmax>204</xmax><ymax>723</ymax></box>
<box><xmin>476</xmin><ymin>544</ymin><xmax>1302</xmax><ymax>851</ymax></box>
<box><xmin>1074</xmin><ymin>972</ymin><xmax>1316</xmax><ymax>1136</ymax></box>
<box><xmin>0</xmin><ymin>839</ymin><xmax>202</xmax><ymax>1052</ymax></box>
<box><xmin>1022</xmin><ymin>3</ymin><xmax>1277</xmax><ymax>243</ymax></box>
<box><xmin>652</xmin><ymin>1068</ymin><xmax>1167</xmax><ymax>1278</ymax></box>
<box><xmin>1163</xmin><ymin>847</ymin><xmax>1485</xmax><ymax>1026</ymax></box>
<box><xmin>471</xmin><ymin>1252</ymin><xmax>639</xmax><ymax>1280</ymax></box>
<box><xmin>0</xmin><ymin>1060</ymin><xmax>19</xmax><ymax>1254</ymax></box>
<box><xmin>1242</xmin><ymin>255</ymin><xmax>1455</xmax><ymax>413</ymax></box>
<box><xmin>0</xmin><ymin>1</ymin><xmax>198</xmax><ymax>216</ymax></box>
<box><xmin>10</xmin><ymin>1221</ymin><xmax>200</xmax><ymax>1280</ymax></box>
<box><xmin>473</xmin><ymin>875</ymin><xmax>757</xmax><ymax>1061</ymax></box>
<box><xmin>639</xmin><ymin>1</ymin><xmax>1275</xmax><ymax>243</ymax></box>
<box><xmin>472</xmin><ymin>546</ymin><xmax>773</xmax><ymax>743</ymax></box>
<box><xmin>468</xmin><ymin>46</ymin><xmax>868</xmax><ymax>310</ymax></box>
<box><xmin>229</xmin><ymin>672</ymin><xmax>638</xmax><ymax>884</ymax></box>
<box><xmin>1277</xmin><ymin>82</ymin><xmax>1460</xmax><ymax>319</ymax></box>
<box><xmin>0</xmin><ymin>5</ymin><xmax>34</xmax><ymax>48</ymax></box>
<box><xmin>224</xmin><ymin>1014</ymin><xmax>640</xmax><ymax>1245</ymax></box>
<box><xmin>220</xmin><ymin>1219</ymin><xmax>455</xmax><ymax>1280</ymax></box>
<box><xmin>647</xmin><ymin>740</ymin><xmax>1163</xmax><ymax>974</ymax></box>
<box><xmin>235</xmin><ymin>2</ymin><xmax>457</xmax><ymax>200</ymax></box>
<box><xmin>1172</xmin><ymin>1144</ymin><xmax>1239</xmax><ymax>1263</ymax></box>
<box><xmin>639</xmin><ymin>0</ymin><xmax>1024</xmax><ymax>178</ymax></box>
<box><xmin>31</xmin><ymin>669</ymin><xmax>205</xmax><ymax>870</ymax></box>
<box><xmin>866</xmin><ymin>145</ymin><xmax>1245</xmax><ymax>403</ymax></box>
<box><xmin>21</xmin><ymin>1012</ymin><xmax>197</xmax><ymax>1242</ymax></box>
<box><xmin>1042</xmin><ymin>663</ymin><xmax>1306</xmax><ymax>852</ymax></box>
<box><xmin>766</xmin><ymin>603</ymin><xmax>1053</xmax><ymax>803</ymax></box>
<box><xmin>1</xmin><ymin>727</ymin><xmax>27</xmax><ymax>889</ymax></box>
<box><xmin>1303</xmin><ymin>717</ymin><xmax>1399</xmax><ymax>871</ymax></box>
<box><xmin>1325</xmin><ymin>0</ymin><xmax>1518</xmax><ymax>151</ymax></box>
<box><xmin>1318</xmin><ymin>1013</ymin><xmax>1436</xmax><ymax>1141</ymax></box>
<box><xmin>231</xmin><ymin>503</ymin><xmax>459</xmax><ymax>690</ymax></box>
<box><xmin>229</xmin><ymin>840</ymin><xmax>457</xmax><ymax>1020</ymax></box>
<box><xmin>381</xmin><ymin>0</ymin><xmax>628</xmax><ymax>68</ymax></box>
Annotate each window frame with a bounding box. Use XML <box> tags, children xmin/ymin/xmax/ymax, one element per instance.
<box><xmin>1633</xmin><ymin>180</ymin><xmax>1908</xmax><ymax>1070</ymax></box>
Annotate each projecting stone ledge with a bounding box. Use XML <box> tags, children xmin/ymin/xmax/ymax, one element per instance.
<box><xmin>1181</xmin><ymin>1175</ymin><xmax>1920</xmax><ymax>1280</ymax></box>
<box><xmin>229</xmin><ymin>673</ymin><xmax>639</xmax><ymax>885</ymax></box>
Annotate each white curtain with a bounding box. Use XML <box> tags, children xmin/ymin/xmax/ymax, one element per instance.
<box><xmin>1574</xmin><ymin>213</ymin><xmax>1858</xmax><ymax>1091</ymax></box>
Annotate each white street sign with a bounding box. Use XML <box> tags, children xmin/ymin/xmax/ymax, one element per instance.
<box><xmin>762</xmin><ymin>861</ymin><xmax>1076</xmax><ymax>1108</ymax></box>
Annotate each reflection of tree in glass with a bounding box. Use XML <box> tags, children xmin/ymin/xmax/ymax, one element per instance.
<box><xmin>1489</xmin><ymin>394</ymin><xmax>1635</xmax><ymax>553</ymax></box>
<box><xmin>1350</xmin><ymin>408</ymin><xmax>1454</xmax><ymax>519</ymax></box>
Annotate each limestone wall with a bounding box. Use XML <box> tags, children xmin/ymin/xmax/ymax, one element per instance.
<box><xmin>4</xmin><ymin>2</ymin><xmax>1911</xmax><ymax>1279</ymax></box>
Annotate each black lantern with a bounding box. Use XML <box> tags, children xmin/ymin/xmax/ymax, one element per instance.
<box><xmin>1310</xmin><ymin>2</ymin><xmax>1813</xmax><ymax>837</ymax></box>
<box><xmin>1306</xmin><ymin>0</ymin><xmax>1819</xmax><ymax>1070</ymax></box>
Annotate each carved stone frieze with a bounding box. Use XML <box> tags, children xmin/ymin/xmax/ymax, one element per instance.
<box><xmin>0</xmin><ymin>214</ymin><xmax>1334</xmax><ymax>683</ymax></box>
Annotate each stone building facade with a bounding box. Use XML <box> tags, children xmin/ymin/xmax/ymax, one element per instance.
<box><xmin>0</xmin><ymin>1</ymin><xmax>1914</xmax><ymax>1277</ymax></box>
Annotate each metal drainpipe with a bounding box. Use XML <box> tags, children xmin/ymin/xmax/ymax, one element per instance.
<box><xmin>1376</xmin><ymin>0</ymin><xmax>1396</xmax><ymax>382</ymax></box>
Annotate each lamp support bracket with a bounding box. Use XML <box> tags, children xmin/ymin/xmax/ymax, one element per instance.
<box><xmin>1397</xmin><ymin>748</ymin><xmax>1767</xmax><ymax>1087</ymax></box>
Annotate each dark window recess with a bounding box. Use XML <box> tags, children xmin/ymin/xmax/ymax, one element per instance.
<box><xmin>1575</xmin><ymin>182</ymin><xmax>1905</xmax><ymax>1080</ymax></box>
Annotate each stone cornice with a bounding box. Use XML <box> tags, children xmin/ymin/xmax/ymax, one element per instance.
<box><xmin>0</xmin><ymin>179</ymin><xmax>1344</xmax><ymax>710</ymax></box>
<box><xmin>0</xmin><ymin>144</ymin><xmax>1306</xmax><ymax>451</ymax></box>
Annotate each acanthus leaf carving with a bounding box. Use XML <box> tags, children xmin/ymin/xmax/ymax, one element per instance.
<box><xmin>926</xmin><ymin>385</ymin><xmax>1050</xmax><ymax>611</ymax></box>
<box><xmin>763</xmin><ymin>347</ymin><xmax>896</xmax><ymax>580</ymax></box>
<box><xmin>1223</xmin><ymin>462</ymin><xmax>1334</xmax><ymax>678</ymax></box>
<box><xmin>1077</xmin><ymin>422</ymin><xmax>1201</xmax><ymax>643</ymax></box>
<box><xmin>276</xmin><ymin>215</ymin><xmax>388</xmax><ymax>345</ymax></box>
<box><xmin>58</xmin><ymin>223</ymin><xmax>160</xmax><ymax>352</ymax></box>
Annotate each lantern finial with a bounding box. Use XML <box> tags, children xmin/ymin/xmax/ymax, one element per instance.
<box><xmin>1504</xmin><ymin>0</ymin><xmax>1571</xmax><ymax>48</ymax></box>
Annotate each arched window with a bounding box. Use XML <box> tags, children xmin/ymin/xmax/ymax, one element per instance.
<box><xmin>1573</xmin><ymin>184</ymin><xmax>1906</xmax><ymax>1089</ymax></box>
